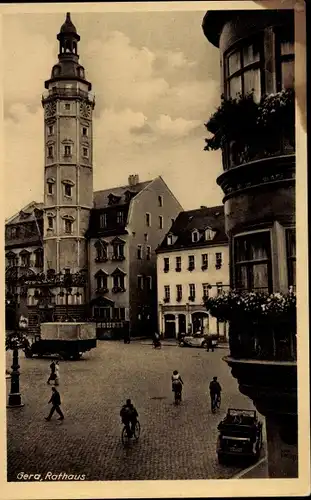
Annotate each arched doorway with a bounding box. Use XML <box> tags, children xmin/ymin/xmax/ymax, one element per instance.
<box><xmin>164</xmin><ymin>314</ymin><xmax>176</xmax><ymax>338</ymax></box>
<box><xmin>192</xmin><ymin>312</ymin><xmax>209</xmax><ymax>334</ymax></box>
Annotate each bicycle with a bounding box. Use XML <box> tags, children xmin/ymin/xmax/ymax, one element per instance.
<box><xmin>211</xmin><ymin>393</ymin><xmax>221</xmax><ymax>413</ymax></box>
<box><xmin>121</xmin><ymin>420</ymin><xmax>141</xmax><ymax>445</ymax></box>
<box><xmin>174</xmin><ymin>391</ymin><xmax>182</xmax><ymax>405</ymax></box>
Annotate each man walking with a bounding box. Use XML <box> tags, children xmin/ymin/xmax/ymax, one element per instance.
<box><xmin>45</xmin><ymin>387</ymin><xmax>64</xmax><ymax>421</ymax></box>
<box><xmin>47</xmin><ymin>360</ymin><xmax>56</xmax><ymax>384</ymax></box>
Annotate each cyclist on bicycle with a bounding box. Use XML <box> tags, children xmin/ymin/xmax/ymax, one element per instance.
<box><xmin>120</xmin><ymin>399</ymin><xmax>138</xmax><ymax>438</ymax></box>
<box><xmin>172</xmin><ymin>370</ymin><xmax>184</xmax><ymax>402</ymax></box>
<box><xmin>209</xmin><ymin>376</ymin><xmax>222</xmax><ymax>410</ymax></box>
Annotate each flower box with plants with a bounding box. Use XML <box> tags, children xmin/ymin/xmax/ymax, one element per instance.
<box><xmin>163</xmin><ymin>297</ymin><xmax>170</xmax><ymax>303</ymax></box>
<box><xmin>204</xmin><ymin>89</ymin><xmax>295</xmax><ymax>168</ymax></box>
<box><xmin>188</xmin><ymin>295</ymin><xmax>195</xmax><ymax>302</ymax></box>
<box><xmin>204</xmin><ymin>290</ymin><xmax>296</xmax><ymax>361</ymax></box>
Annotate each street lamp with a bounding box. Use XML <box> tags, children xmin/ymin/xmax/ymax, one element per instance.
<box><xmin>7</xmin><ymin>331</ymin><xmax>24</xmax><ymax>408</ymax></box>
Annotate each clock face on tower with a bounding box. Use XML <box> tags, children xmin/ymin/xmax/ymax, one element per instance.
<box><xmin>80</xmin><ymin>102</ymin><xmax>91</xmax><ymax>119</ymax></box>
<box><xmin>45</xmin><ymin>102</ymin><xmax>56</xmax><ymax>118</ymax></box>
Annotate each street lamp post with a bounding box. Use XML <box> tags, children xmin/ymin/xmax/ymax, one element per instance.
<box><xmin>7</xmin><ymin>334</ymin><xmax>24</xmax><ymax>408</ymax></box>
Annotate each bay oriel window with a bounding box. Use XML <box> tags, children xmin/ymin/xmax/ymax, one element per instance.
<box><xmin>234</xmin><ymin>231</ymin><xmax>272</xmax><ymax>292</ymax></box>
<box><xmin>275</xmin><ymin>28</ymin><xmax>294</xmax><ymax>91</ymax></box>
<box><xmin>225</xmin><ymin>37</ymin><xmax>263</xmax><ymax>102</ymax></box>
<box><xmin>286</xmin><ymin>228</ymin><xmax>296</xmax><ymax>290</ymax></box>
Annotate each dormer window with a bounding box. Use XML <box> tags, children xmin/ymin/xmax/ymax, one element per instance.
<box><xmin>205</xmin><ymin>228</ymin><xmax>216</xmax><ymax>241</ymax></box>
<box><xmin>192</xmin><ymin>230</ymin><xmax>199</xmax><ymax>243</ymax></box>
<box><xmin>167</xmin><ymin>235</ymin><xmax>173</xmax><ymax>246</ymax></box>
<box><xmin>108</xmin><ymin>193</ymin><xmax>122</xmax><ymax>205</ymax></box>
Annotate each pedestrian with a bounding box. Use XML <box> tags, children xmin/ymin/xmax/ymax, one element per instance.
<box><xmin>54</xmin><ymin>360</ymin><xmax>60</xmax><ymax>385</ymax></box>
<box><xmin>47</xmin><ymin>360</ymin><xmax>56</xmax><ymax>384</ymax></box>
<box><xmin>171</xmin><ymin>369</ymin><xmax>184</xmax><ymax>402</ymax></box>
<box><xmin>45</xmin><ymin>387</ymin><xmax>64</xmax><ymax>421</ymax></box>
<box><xmin>206</xmin><ymin>335</ymin><xmax>215</xmax><ymax>352</ymax></box>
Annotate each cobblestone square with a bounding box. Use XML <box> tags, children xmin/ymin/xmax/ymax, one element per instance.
<box><xmin>6</xmin><ymin>341</ymin><xmax>263</xmax><ymax>481</ymax></box>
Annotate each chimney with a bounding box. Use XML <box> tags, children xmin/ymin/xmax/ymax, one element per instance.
<box><xmin>128</xmin><ymin>174</ymin><xmax>139</xmax><ymax>186</ymax></box>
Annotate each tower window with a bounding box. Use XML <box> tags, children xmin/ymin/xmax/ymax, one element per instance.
<box><xmin>82</xmin><ymin>127</ymin><xmax>88</xmax><ymax>136</ymax></box>
<box><xmin>146</xmin><ymin>213</ymin><xmax>151</xmax><ymax>227</ymax></box>
<box><xmin>65</xmin><ymin>219</ymin><xmax>73</xmax><ymax>234</ymax></box>
<box><xmin>100</xmin><ymin>213</ymin><xmax>107</xmax><ymax>228</ymax></box>
<box><xmin>48</xmin><ymin>125</ymin><xmax>54</xmax><ymax>135</ymax></box>
<box><xmin>48</xmin><ymin>146</ymin><xmax>54</xmax><ymax>157</ymax></box>
<box><xmin>64</xmin><ymin>184</ymin><xmax>72</xmax><ymax>197</ymax></box>
<box><xmin>159</xmin><ymin>216</ymin><xmax>163</xmax><ymax>229</ymax></box>
<box><xmin>47</xmin><ymin>182</ymin><xmax>53</xmax><ymax>195</ymax></box>
<box><xmin>47</xmin><ymin>217</ymin><xmax>54</xmax><ymax>229</ymax></box>
<box><xmin>82</xmin><ymin>147</ymin><xmax>89</xmax><ymax>158</ymax></box>
<box><xmin>64</xmin><ymin>145</ymin><xmax>72</xmax><ymax>156</ymax></box>
<box><xmin>158</xmin><ymin>195</ymin><xmax>163</xmax><ymax>207</ymax></box>
<box><xmin>65</xmin><ymin>103</ymin><xmax>70</xmax><ymax>110</ymax></box>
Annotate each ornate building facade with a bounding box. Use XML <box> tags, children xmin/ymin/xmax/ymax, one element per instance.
<box><xmin>202</xmin><ymin>9</ymin><xmax>297</xmax><ymax>477</ymax></box>
<box><xmin>156</xmin><ymin>206</ymin><xmax>229</xmax><ymax>339</ymax></box>
<box><xmin>5</xmin><ymin>13</ymin><xmax>183</xmax><ymax>338</ymax></box>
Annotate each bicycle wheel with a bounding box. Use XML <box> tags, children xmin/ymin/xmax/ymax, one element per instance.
<box><xmin>121</xmin><ymin>426</ymin><xmax>130</xmax><ymax>445</ymax></box>
<box><xmin>216</xmin><ymin>395</ymin><xmax>221</xmax><ymax>409</ymax></box>
<box><xmin>133</xmin><ymin>421</ymin><xmax>141</xmax><ymax>440</ymax></box>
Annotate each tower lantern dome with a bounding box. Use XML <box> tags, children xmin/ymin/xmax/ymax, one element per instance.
<box><xmin>44</xmin><ymin>12</ymin><xmax>91</xmax><ymax>90</ymax></box>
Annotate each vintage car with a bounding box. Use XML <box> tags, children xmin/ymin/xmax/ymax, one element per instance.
<box><xmin>216</xmin><ymin>409</ymin><xmax>263</xmax><ymax>465</ymax></box>
<box><xmin>179</xmin><ymin>332</ymin><xmax>218</xmax><ymax>348</ymax></box>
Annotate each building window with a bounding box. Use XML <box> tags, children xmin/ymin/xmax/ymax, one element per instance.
<box><xmin>64</xmin><ymin>145</ymin><xmax>72</xmax><ymax>156</ymax></box>
<box><xmin>171</xmin><ymin>218</ymin><xmax>175</xmax><ymax>226</ymax></box>
<box><xmin>138</xmin><ymin>275</ymin><xmax>144</xmax><ymax>290</ymax></box>
<box><xmin>21</xmin><ymin>252</ymin><xmax>30</xmax><ymax>267</ymax></box>
<box><xmin>48</xmin><ymin>125</ymin><xmax>54</xmax><ymax>135</ymax></box>
<box><xmin>82</xmin><ymin>127</ymin><xmax>88</xmax><ymax>136</ymax></box>
<box><xmin>100</xmin><ymin>213</ymin><xmax>107</xmax><ymax>228</ymax></box>
<box><xmin>202</xmin><ymin>283</ymin><xmax>210</xmax><ymax>299</ymax></box>
<box><xmin>144</xmin><ymin>233</ymin><xmax>148</xmax><ymax>242</ymax></box>
<box><xmin>225</xmin><ymin>37</ymin><xmax>262</xmax><ymax>102</ymax></box>
<box><xmin>95</xmin><ymin>241</ymin><xmax>107</xmax><ymax>262</ymax></box>
<box><xmin>164</xmin><ymin>257</ymin><xmax>169</xmax><ymax>272</ymax></box>
<box><xmin>64</xmin><ymin>219</ymin><xmax>73</xmax><ymax>234</ymax></box>
<box><xmin>188</xmin><ymin>255</ymin><xmax>195</xmax><ymax>271</ymax></box>
<box><xmin>234</xmin><ymin>231</ymin><xmax>272</xmax><ymax>292</ymax></box>
<box><xmin>34</xmin><ymin>249</ymin><xmax>43</xmax><ymax>268</ymax></box>
<box><xmin>158</xmin><ymin>195</ymin><xmax>163</xmax><ymax>207</ymax></box>
<box><xmin>48</xmin><ymin>146</ymin><xmax>54</xmax><ymax>157</ymax></box>
<box><xmin>205</xmin><ymin>229</ymin><xmax>215</xmax><ymax>241</ymax></box>
<box><xmin>112</xmin><ymin>273</ymin><xmax>125</xmax><ymax>290</ymax></box>
<box><xmin>146</xmin><ymin>213</ymin><xmax>151</xmax><ymax>227</ymax></box>
<box><xmin>7</xmin><ymin>253</ymin><xmax>17</xmax><ymax>267</ymax></box>
<box><xmin>216</xmin><ymin>282</ymin><xmax>223</xmax><ymax>295</ymax></box>
<box><xmin>65</xmin><ymin>103</ymin><xmax>70</xmax><ymax>110</ymax></box>
<box><xmin>146</xmin><ymin>246</ymin><xmax>151</xmax><ymax>260</ymax></box>
<box><xmin>202</xmin><ymin>253</ymin><xmax>208</xmax><ymax>270</ymax></box>
<box><xmin>275</xmin><ymin>29</ymin><xmax>294</xmax><ymax>91</ymax></box>
<box><xmin>159</xmin><ymin>216</ymin><xmax>163</xmax><ymax>229</ymax></box>
<box><xmin>164</xmin><ymin>285</ymin><xmax>170</xmax><ymax>303</ymax></box>
<box><xmin>192</xmin><ymin>230</ymin><xmax>199</xmax><ymax>243</ymax></box>
<box><xmin>189</xmin><ymin>283</ymin><xmax>195</xmax><ymax>301</ymax></box>
<box><xmin>176</xmin><ymin>284</ymin><xmax>182</xmax><ymax>302</ymax></box>
<box><xmin>96</xmin><ymin>273</ymin><xmax>108</xmax><ymax>291</ymax></box>
<box><xmin>286</xmin><ymin>228</ymin><xmax>296</xmax><ymax>289</ymax></box>
<box><xmin>167</xmin><ymin>235</ymin><xmax>173</xmax><ymax>246</ymax></box>
<box><xmin>146</xmin><ymin>276</ymin><xmax>152</xmax><ymax>291</ymax></box>
<box><xmin>113</xmin><ymin>242</ymin><xmax>125</xmax><ymax>260</ymax></box>
<box><xmin>47</xmin><ymin>216</ymin><xmax>54</xmax><ymax>229</ymax></box>
<box><xmin>176</xmin><ymin>256</ymin><xmax>181</xmax><ymax>272</ymax></box>
<box><xmin>215</xmin><ymin>252</ymin><xmax>222</xmax><ymax>269</ymax></box>
<box><xmin>117</xmin><ymin>211</ymin><xmax>124</xmax><ymax>224</ymax></box>
<box><xmin>47</xmin><ymin>182</ymin><xmax>53</xmax><ymax>195</ymax></box>
<box><xmin>64</xmin><ymin>183</ymin><xmax>72</xmax><ymax>197</ymax></box>
<box><xmin>82</xmin><ymin>147</ymin><xmax>89</xmax><ymax>158</ymax></box>
<box><xmin>137</xmin><ymin>245</ymin><xmax>142</xmax><ymax>259</ymax></box>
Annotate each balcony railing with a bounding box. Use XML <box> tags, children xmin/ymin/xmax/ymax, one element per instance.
<box><xmin>42</xmin><ymin>88</ymin><xmax>95</xmax><ymax>103</ymax></box>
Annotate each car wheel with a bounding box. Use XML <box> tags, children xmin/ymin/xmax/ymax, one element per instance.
<box><xmin>179</xmin><ymin>341</ymin><xmax>184</xmax><ymax>347</ymax></box>
<box><xmin>201</xmin><ymin>340</ymin><xmax>208</xmax><ymax>348</ymax></box>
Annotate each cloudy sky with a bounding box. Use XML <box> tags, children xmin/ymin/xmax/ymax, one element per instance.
<box><xmin>3</xmin><ymin>9</ymin><xmax>223</xmax><ymax>218</ymax></box>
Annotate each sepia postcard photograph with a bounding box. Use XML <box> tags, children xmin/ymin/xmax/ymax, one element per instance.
<box><xmin>1</xmin><ymin>1</ymin><xmax>310</xmax><ymax>499</ymax></box>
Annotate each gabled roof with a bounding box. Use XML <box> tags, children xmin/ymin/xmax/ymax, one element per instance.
<box><xmin>157</xmin><ymin>205</ymin><xmax>227</xmax><ymax>252</ymax></box>
<box><xmin>5</xmin><ymin>201</ymin><xmax>44</xmax><ymax>225</ymax></box>
<box><xmin>93</xmin><ymin>180</ymin><xmax>152</xmax><ymax>209</ymax></box>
